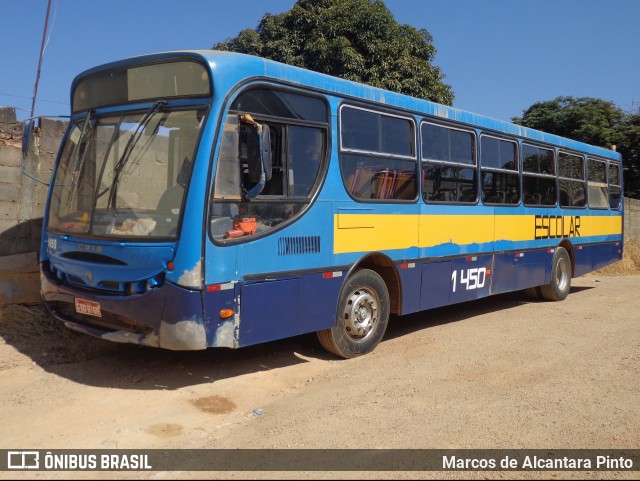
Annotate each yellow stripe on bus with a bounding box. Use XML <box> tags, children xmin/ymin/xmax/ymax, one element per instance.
<box><xmin>333</xmin><ymin>213</ymin><xmax>622</xmax><ymax>254</ymax></box>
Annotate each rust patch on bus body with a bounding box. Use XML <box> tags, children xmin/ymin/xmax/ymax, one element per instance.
<box><xmin>97</xmin><ymin>316</ymin><xmax>207</xmax><ymax>350</ymax></box>
<box><xmin>158</xmin><ymin>317</ymin><xmax>207</xmax><ymax>350</ymax></box>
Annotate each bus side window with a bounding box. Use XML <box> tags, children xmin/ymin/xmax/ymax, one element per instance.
<box><xmin>288</xmin><ymin>127</ymin><xmax>324</xmax><ymax>197</ymax></box>
<box><xmin>609</xmin><ymin>162</ymin><xmax>622</xmax><ymax>209</ymax></box>
<box><xmin>421</xmin><ymin>123</ymin><xmax>477</xmax><ymax>204</ymax></box>
<box><xmin>339</xmin><ymin>106</ymin><xmax>417</xmax><ymax>202</ymax></box>
<box><xmin>522</xmin><ymin>144</ymin><xmax>556</xmax><ymax>207</ymax></box>
<box><xmin>211</xmin><ymin>87</ymin><xmax>329</xmax><ymax>241</ymax></box>
<box><xmin>558</xmin><ymin>152</ymin><xmax>586</xmax><ymax>208</ymax></box>
<box><xmin>480</xmin><ymin>135</ymin><xmax>520</xmax><ymax>205</ymax></box>
<box><xmin>587</xmin><ymin>158</ymin><xmax>609</xmax><ymax>209</ymax></box>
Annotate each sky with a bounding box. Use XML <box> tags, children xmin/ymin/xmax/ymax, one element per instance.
<box><xmin>1</xmin><ymin>0</ymin><xmax>638</xmax><ymax>122</ymax></box>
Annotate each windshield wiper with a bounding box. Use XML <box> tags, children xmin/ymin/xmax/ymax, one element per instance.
<box><xmin>107</xmin><ymin>100</ymin><xmax>167</xmax><ymax>210</ymax></box>
<box><xmin>64</xmin><ymin>111</ymin><xmax>94</xmax><ymax>209</ymax></box>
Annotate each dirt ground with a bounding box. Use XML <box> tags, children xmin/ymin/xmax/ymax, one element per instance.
<box><xmin>0</xmin><ymin>247</ymin><xmax>639</xmax><ymax>480</ymax></box>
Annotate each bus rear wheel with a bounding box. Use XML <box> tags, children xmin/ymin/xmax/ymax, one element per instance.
<box><xmin>316</xmin><ymin>269</ymin><xmax>390</xmax><ymax>359</ymax></box>
<box><xmin>539</xmin><ymin>247</ymin><xmax>571</xmax><ymax>301</ymax></box>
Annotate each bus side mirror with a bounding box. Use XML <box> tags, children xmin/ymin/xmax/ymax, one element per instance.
<box><xmin>242</xmin><ymin>115</ymin><xmax>272</xmax><ymax>199</ymax></box>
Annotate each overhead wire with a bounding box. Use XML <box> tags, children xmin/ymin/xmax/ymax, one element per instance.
<box><xmin>30</xmin><ymin>0</ymin><xmax>56</xmax><ymax>119</ymax></box>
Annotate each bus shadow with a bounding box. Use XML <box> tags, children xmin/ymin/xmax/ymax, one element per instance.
<box><xmin>383</xmin><ymin>286</ymin><xmax>595</xmax><ymax>342</ymax></box>
<box><xmin>0</xmin><ymin>303</ymin><xmax>330</xmax><ymax>391</ymax></box>
<box><xmin>57</xmin><ymin>334</ymin><xmax>329</xmax><ymax>391</ymax></box>
<box><xmin>1</xmin><ymin>285</ymin><xmax>594</xmax><ymax>390</ymax></box>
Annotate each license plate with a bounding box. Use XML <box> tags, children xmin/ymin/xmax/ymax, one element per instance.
<box><xmin>74</xmin><ymin>298</ymin><xmax>102</xmax><ymax>318</ymax></box>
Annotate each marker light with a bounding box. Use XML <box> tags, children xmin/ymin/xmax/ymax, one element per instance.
<box><xmin>219</xmin><ymin>309</ymin><xmax>235</xmax><ymax>320</ymax></box>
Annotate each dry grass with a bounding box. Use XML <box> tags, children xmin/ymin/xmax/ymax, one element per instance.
<box><xmin>594</xmin><ymin>239</ymin><xmax>640</xmax><ymax>275</ymax></box>
<box><xmin>0</xmin><ymin>303</ymin><xmax>116</xmax><ymax>365</ymax></box>
<box><xmin>0</xmin><ymin>303</ymin><xmax>71</xmax><ymax>342</ymax></box>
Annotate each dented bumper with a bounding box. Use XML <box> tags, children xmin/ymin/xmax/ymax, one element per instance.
<box><xmin>40</xmin><ymin>262</ymin><xmax>208</xmax><ymax>350</ymax></box>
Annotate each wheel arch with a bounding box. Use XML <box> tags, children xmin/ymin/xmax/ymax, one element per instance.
<box><xmin>346</xmin><ymin>252</ymin><xmax>402</xmax><ymax>315</ymax></box>
<box><xmin>557</xmin><ymin>239</ymin><xmax>575</xmax><ymax>277</ymax></box>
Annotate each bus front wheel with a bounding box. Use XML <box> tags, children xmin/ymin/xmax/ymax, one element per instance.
<box><xmin>539</xmin><ymin>247</ymin><xmax>572</xmax><ymax>301</ymax></box>
<box><xmin>317</xmin><ymin>269</ymin><xmax>390</xmax><ymax>359</ymax></box>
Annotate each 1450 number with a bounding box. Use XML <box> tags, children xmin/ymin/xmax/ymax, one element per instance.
<box><xmin>451</xmin><ymin>267</ymin><xmax>487</xmax><ymax>292</ymax></box>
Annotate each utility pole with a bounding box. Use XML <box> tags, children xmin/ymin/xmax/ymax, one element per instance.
<box><xmin>30</xmin><ymin>0</ymin><xmax>53</xmax><ymax>119</ymax></box>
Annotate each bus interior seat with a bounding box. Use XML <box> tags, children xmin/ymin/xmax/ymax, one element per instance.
<box><xmin>393</xmin><ymin>171</ymin><xmax>416</xmax><ymax>200</ymax></box>
<box><xmin>372</xmin><ymin>169</ymin><xmax>395</xmax><ymax>199</ymax></box>
<box><xmin>347</xmin><ymin>166</ymin><xmax>416</xmax><ymax>200</ymax></box>
<box><xmin>347</xmin><ymin>165</ymin><xmax>383</xmax><ymax>198</ymax></box>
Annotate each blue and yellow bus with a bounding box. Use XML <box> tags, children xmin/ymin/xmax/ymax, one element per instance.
<box><xmin>38</xmin><ymin>50</ymin><xmax>624</xmax><ymax>358</ymax></box>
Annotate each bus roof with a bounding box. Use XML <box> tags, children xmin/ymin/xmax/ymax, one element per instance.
<box><xmin>73</xmin><ymin>49</ymin><xmax>621</xmax><ymax>161</ymax></box>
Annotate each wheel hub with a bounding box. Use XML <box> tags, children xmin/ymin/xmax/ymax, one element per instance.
<box><xmin>344</xmin><ymin>289</ymin><xmax>378</xmax><ymax>339</ymax></box>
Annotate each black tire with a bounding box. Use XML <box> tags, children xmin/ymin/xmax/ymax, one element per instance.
<box><xmin>316</xmin><ymin>269</ymin><xmax>390</xmax><ymax>359</ymax></box>
<box><xmin>539</xmin><ymin>247</ymin><xmax>572</xmax><ymax>301</ymax></box>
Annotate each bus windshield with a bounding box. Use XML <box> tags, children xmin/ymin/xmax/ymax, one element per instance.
<box><xmin>47</xmin><ymin>106</ymin><xmax>207</xmax><ymax>239</ymax></box>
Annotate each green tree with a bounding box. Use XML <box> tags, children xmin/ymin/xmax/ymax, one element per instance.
<box><xmin>513</xmin><ymin>96</ymin><xmax>639</xmax><ymax>198</ymax></box>
<box><xmin>212</xmin><ymin>0</ymin><xmax>454</xmax><ymax>105</ymax></box>
<box><xmin>615</xmin><ymin>110</ymin><xmax>640</xmax><ymax>198</ymax></box>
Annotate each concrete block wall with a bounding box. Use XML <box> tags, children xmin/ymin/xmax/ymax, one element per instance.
<box><xmin>624</xmin><ymin>197</ymin><xmax>640</xmax><ymax>242</ymax></box>
<box><xmin>0</xmin><ymin>107</ymin><xmax>67</xmax><ymax>256</ymax></box>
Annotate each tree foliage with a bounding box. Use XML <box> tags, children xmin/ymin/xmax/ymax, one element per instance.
<box><xmin>212</xmin><ymin>0</ymin><xmax>454</xmax><ymax>105</ymax></box>
<box><xmin>513</xmin><ymin>97</ymin><xmax>640</xmax><ymax>198</ymax></box>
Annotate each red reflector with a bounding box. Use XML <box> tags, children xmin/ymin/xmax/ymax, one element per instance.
<box><xmin>207</xmin><ymin>282</ymin><xmax>234</xmax><ymax>292</ymax></box>
<box><xmin>323</xmin><ymin>271</ymin><xmax>343</xmax><ymax>279</ymax></box>
<box><xmin>466</xmin><ymin>256</ymin><xmax>477</xmax><ymax>262</ymax></box>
